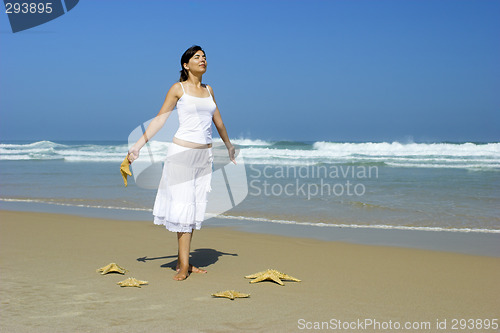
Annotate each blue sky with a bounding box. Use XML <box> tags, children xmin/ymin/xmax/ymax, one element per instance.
<box><xmin>1</xmin><ymin>0</ymin><xmax>499</xmax><ymax>143</ymax></box>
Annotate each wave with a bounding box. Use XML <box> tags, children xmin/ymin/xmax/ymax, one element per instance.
<box><xmin>0</xmin><ymin>141</ymin><xmax>130</xmax><ymax>162</ymax></box>
<box><xmin>213</xmin><ymin>214</ymin><xmax>500</xmax><ymax>234</ymax></box>
<box><xmin>385</xmin><ymin>162</ymin><xmax>500</xmax><ymax>170</ymax></box>
<box><xmin>0</xmin><ymin>197</ymin><xmax>152</xmax><ymax>211</ymax></box>
<box><xmin>271</xmin><ymin>140</ymin><xmax>314</xmax><ymax>149</ymax></box>
<box><xmin>241</xmin><ymin>141</ymin><xmax>500</xmax><ymax>170</ymax></box>
<box><xmin>0</xmin><ymin>140</ymin><xmax>67</xmax><ymax>149</ymax></box>
<box><xmin>227</xmin><ymin>138</ymin><xmax>271</xmax><ymax>146</ymax></box>
<box><xmin>1</xmin><ymin>140</ymin><xmax>499</xmax><ymax>170</ymax></box>
<box><xmin>2</xmin><ymin>197</ymin><xmax>498</xmax><ymax>234</ymax></box>
<box><xmin>313</xmin><ymin>141</ymin><xmax>500</xmax><ymax>157</ymax></box>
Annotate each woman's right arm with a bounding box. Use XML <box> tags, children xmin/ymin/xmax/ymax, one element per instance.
<box><xmin>128</xmin><ymin>83</ymin><xmax>182</xmax><ymax>162</ymax></box>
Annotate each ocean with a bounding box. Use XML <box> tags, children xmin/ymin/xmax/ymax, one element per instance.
<box><xmin>1</xmin><ymin>139</ymin><xmax>499</xmax><ymax>236</ymax></box>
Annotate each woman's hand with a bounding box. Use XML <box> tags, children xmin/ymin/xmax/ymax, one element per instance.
<box><xmin>127</xmin><ymin>147</ymin><xmax>140</xmax><ymax>163</ymax></box>
<box><xmin>227</xmin><ymin>145</ymin><xmax>236</xmax><ymax>165</ymax></box>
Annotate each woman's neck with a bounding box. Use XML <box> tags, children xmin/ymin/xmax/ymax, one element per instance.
<box><xmin>186</xmin><ymin>74</ymin><xmax>203</xmax><ymax>86</ymax></box>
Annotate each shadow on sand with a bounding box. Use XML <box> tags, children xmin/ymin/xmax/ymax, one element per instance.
<box><xmin>137</xmin><ymin>248</ymin><xmax>237</xmax><ymax>271</ymax></box>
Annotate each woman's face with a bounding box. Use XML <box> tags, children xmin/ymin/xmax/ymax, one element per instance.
<box><xmin>184</xmin><ymin>50</ymin><xmax>207</xmax><ymax>74</ymax></box>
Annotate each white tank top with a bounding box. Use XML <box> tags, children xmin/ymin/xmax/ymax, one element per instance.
<box><xmin>174</xmin><ymin>82</ymin><xmax>217</xmax><ymax>144</ymax></box>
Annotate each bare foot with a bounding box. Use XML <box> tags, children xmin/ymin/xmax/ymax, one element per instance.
<box><xmin>190</xmin><ymin>265</ymin><xmax>207</xmax><ymax>274</ymax></box>
<box><xmin>176</xmin><ymin>263</ymin><xmax>207</xmax><ymax>274</ymax></box>
<box><xmin>173</xmin><ymin>267</ymin><xmax>189</xmax><ymax>281</ymax></box>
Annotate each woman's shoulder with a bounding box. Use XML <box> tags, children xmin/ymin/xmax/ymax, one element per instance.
<box><xmin>167</xmin><ymin>81</ymin><xmax>184</xmax><ymax>98</ymax></box>
<box><xmin>204</xmin><ymin>83</ymin><xmax>214</xmax><ymax>95</ymax></box>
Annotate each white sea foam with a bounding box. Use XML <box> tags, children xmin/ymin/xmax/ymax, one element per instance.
<box><xmin>0</xmin><ymin>197</ymin><xmax>152</xmax><ymax>211</ymax></box>
<box><xmin>241</xmin><ymin>141</ymin><xmax>500</xmax><ymax>169</ymax></box>
<box><xmin>0</xmin><ymin>141</ymin><xmax>129</xmax><ymax>162</ymax></box>
<box><xmin>225</xmin><ymin>138</ymin><xmax>271</xmax><ymax>146</ymax></box>
<box><xmin>0</xmin><ymin>140</ymin><xmax>499</xmax><ymax>170</ymax></box>
<box><xmin>385</xmin><ymin>162</ymin><xmax>500</xmax><ymax>169</ymax></box>
<box><xmin>0</xmin><ymin>140</ymin><xmax>66</xmax><ymax>149</ymax></box>
<box><xmin>2</xmin><ymin>197</ymin><xmax>498</xmax><ymax>234</ymax></box>
<box><xmin>212</xmin><ymin>214</ymin><xmax>500</xmax><ymax>234</ymax></box>
<box><xmin>313</xmin><ymin>141</ymin><xmax>500</xmax><ymax>156</ymax></box>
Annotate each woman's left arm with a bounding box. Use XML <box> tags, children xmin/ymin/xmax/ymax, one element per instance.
<box><xmin>208</xmin><ymin>85</ymin><xmax>236</xmax><ymax>164</ymax></box>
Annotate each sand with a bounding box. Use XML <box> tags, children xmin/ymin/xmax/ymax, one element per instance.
<box><xmin>1</xmin><ymin>210</ymin><xmax>499</xmax><ymax>333</ymax></box>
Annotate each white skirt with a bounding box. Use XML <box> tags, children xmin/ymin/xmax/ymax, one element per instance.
<box><xmin>153</xmin><ymin>142</ymin><xmax>213</xmax><ymax>233</ymax></box>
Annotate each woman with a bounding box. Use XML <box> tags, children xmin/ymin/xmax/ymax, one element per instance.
<box><xmin>127</xmin><ymin>45</ymin><xmax>236</xmax><ymax>281</ymax></box>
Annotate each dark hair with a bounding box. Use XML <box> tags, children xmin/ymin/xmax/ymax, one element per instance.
<box><xmin>179</xmin><ymin>45</ymin><xmax>205</xmax><ymax>81</ymax></box>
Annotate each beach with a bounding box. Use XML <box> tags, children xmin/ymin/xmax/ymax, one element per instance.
<box><xmin>1</xmin><ymin>210</ymin><xmax>499</xmax><ymax>333</ymax></box>
<box><xmin>2</xmin><ymin>0</ymin><xmax>499</xmax><ymax>331</ymax></box>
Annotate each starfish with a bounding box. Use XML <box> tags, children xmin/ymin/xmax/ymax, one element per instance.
<box><xmin>117</xmin><ymin>277</ymin><xmax>149</xmax><ymax>288</ymax></box>
<box><xmin>244</xmin><ymin>269</ymin><xmax>301</xmax><ymax>286</ymax></box>
<box><xmin>211</xmin><ymin>290</ymin><xmax>250</xmax><ymax>300</ymax></box>
<box><xmin>96</xmin><ymin>263</ymin><xmax>128</xmax><ymax>275</ymax></box>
